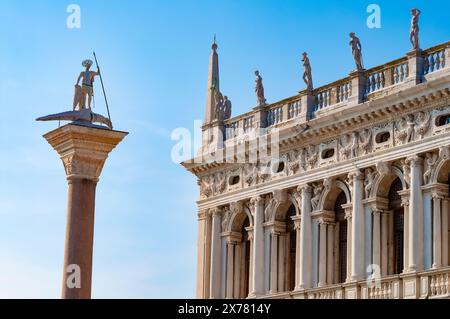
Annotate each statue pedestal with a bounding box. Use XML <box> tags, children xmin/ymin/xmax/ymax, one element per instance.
<box><xmin>43</xmin><ymin>123</ymin><xmax>128</xmax><ymax>299</ymax></box>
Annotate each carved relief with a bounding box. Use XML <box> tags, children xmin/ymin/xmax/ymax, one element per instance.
<box><xmin>287</xmin><ymin>150</ymin><xmax>300</xmax><ymax>175</ymax></box>
<box><xmin>311</xmin><ymin>183</ymin><xmax>324</xmax><ymax>211</ymax></box>
<box><xmin>414</xmin><ymin>111</ymin><xmax>431</xmax><ymax>139</ymax></box>
<box><xmin>221</xmin><ymin>207</ymin><xmax>231</xmax><ymax>232</ymax></box>
<box><xmin>243</xmin><ymin>164</ymin><xmax>258</xmax><ymax>187</ymax></box>
<box><xmin>339</xmin><ymin>134</ymin><xmax>352</xmax><ymax>161</ymax></box>
<box><xmin>306</xmin><ymin>145</ymin><xmax>318</xmax><ymax>169</ymax></box>
<box><xmin>364</xmin><ymin>167</ymin><xmax>377</xmax><ymax>199</ymax></box>
<box><xmin>216</xmin><ymin>171</ymin><xmax>227</xmax><ymax>194</ymax></box>
<box><xmin>359</xmin><ymin>129</ymin><xmax>372</xmax><ymax>155</ymax></box>
<box><xmin>423</xmin><ymin>152</ymin><xmax>438</xmax><ymax>184</ymax></box>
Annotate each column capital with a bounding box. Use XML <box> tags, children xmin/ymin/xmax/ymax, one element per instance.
<box><xmin>348</xmin><ymin>169</ymin><xmax>364</xmax><ymax>181</ymax></box>
<box><xmin>43</xmin><ymin>124</ymin><xmax>127</xmax><ymax>182</ymax></box>
<box><xmin>210</xmin><ymin>207</ymin><xmax>223</xmax><ymax>217</ymax></box>
<box><xmin>406</xmin><ymin>155</ymin><xmax>423</xmax><ymax>167</ymax></box>
<box><xmin>401</xmin><ymin>197</ymin><xmax>410</xmax><ymax>207</ymax></box>
<box><xmin>250</xmin><ymin>196</ymin><xmax>264</xmax><ymax>207</ymax></box>
<box><xmin>431</xmin><ymin>192</ymin><xmax>444</xmax><ymax>200</ymax></box>
<box><xmin>298</xmin><ymin>184</ymin><xmax>313</xmax><ymax>194</ymax></box>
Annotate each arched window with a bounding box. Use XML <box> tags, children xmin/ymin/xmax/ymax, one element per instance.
<box><xmin>335</xmin><ymin>192</ymin><xmax>348</xmax><ymax>284</ymax></box>
<box><xmin>389</xmin><ymin>178</ymin><xmax>404</xmax><ymax>275</ymax></box>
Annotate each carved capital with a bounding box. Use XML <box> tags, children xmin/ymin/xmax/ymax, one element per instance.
<box><xmin>298</xmin><ymin>184</ymin><xmax>313</xmax><ymax>195</ymax></box>
<box><xmin>400</xmin><ymin>197</ymin><xmax>410</xmax><ymax>207</ymax></box>
<box><xmin>62</xmin><ymin>153</ymin><xmax>105</xmax><ymax>181</ymax></box>
<box><xmin>348</xmin><ymin>169</ymin><xmax>364</xmax><ymax>182</ymax></box>
<box><xmin>406</xmin><ymin>155</ymin><xmax>423</xmax><ymax>167</ymax></box>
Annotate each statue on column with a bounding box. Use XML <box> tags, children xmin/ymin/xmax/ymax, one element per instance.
<box><xmin>301</xmin><ymin>52</ymin><xmax>313</xmax><ymax>92</ymax></box>
<box><xmin>349</xmin><ymin>32</ymin><xmax>364</xmax><ymax>71</ymax></box>
<box><xmin>409</xmin><ymin>8</ymin><xmax>421</xmax><ymax>51</ymax></box>
<box><xmin>36</xmin><ymin>58</ymin><xmax>113</xmax><ymax>129</ymax></box>
<box><xmin>74</xmin><ymin>59</ymin><xmax>100</xmax><ymax>110</ymax></box>
<box><xmin>255</xmin><ymin>70</ymin><xmax>267</xmax><ymax>106</ymax></box>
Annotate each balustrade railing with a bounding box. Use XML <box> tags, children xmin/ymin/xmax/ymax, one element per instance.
<box><xmin>336</xmin><ymin>81</ymin><xmax>352</xmax><ymax>103</ymax></box>
<box><xmin>242</xmin><ymin>116</ymin><xmax>254</xmax><ymax>133</ymax></box>
<box><xmin>225</xmin><ymin>121</ymin><xmax>239</xmax><ymax>140</ymax></box>
<box><xmin>266</xmin><ymin>105</ymin><xmax>283</xmax><ymax>126</ymax></box>
<box><xmin>288</xmin><ymin>100</ymin><xmax>301</xmax><ymax>119</ymax></box>
<box><xmin>315</xmin><ymin>88</ymin><xmax>332</xmax><ymax>110</ymax></box>
<box><xmin>424</xmin><ymin>48</ymin><xmax>446</xmax><ymax>75</ymax></box>
<box><xmin>366</xmin><ymin>69</ymin><xmax>386</xmax><ymax>95</ymax></box>
<box><xmin>391</xmin><ymin>61</ymin><xmax>409</xmax><ymax>84</ymax></box>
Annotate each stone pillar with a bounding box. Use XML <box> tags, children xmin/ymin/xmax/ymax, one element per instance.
<box><xmin>226</xmin><ymin>241</ymin><xmax>236</xmax><ymax>298</ymax></box>
<box><xmin>400</xmin><ymin>195</ymin><xmax>410</xmax><ymax>273</ymax></box>
<box><xmin>406</xmin><ymin>49</ymin><xmax>424</xmax><ymax>85</ymax></box>
<box><xmin>210</xmin><ymin>208</ymin><xmax>222</xmax><ymax>298</ymax></box>
<box><xmin>43</xmin><ymin>123</ymin><xmax>127</xmax><ymax>299</ymax></box>
<box><xmin>349</xmin><ymin>70</ymin><xmax>367</xmax><ymax>104</ymax></box>
<box><xmin>196</xmin><ymin>210</ymin><xmax>211</xmax><ymax>299</ymax></box>
<box><xmin>350</xmin><ymin>170</ymin><xmax>365</xmax><ymax>281</ymax></box>
<box><xmin>278</xmin><ymin>233</ymin><xmax>286</xmax><ymax>292</ymax></box>
<box><xmin>250</xmin><ymin>197</ymin><xmax>265</xmax><ymax>297</ymax></box>
<box><xmin>381</xmin><ymin>212</ymin><xmax>389</xmax><ymax>276</ymax></box>
<box><xmin>326</xmin><ymin>223</ymin><xmax>334</xmax><ymax>285</ymax></box>
<box><xmin>432</xmin><ymin>194</ymin><xmax>442</xmax><ymax>268</ymax></box>
<box><xmin>293</xmin><ymin>218</ymin><xmax>302</xmax><ymax>290</ymax></box>
<box><xmin>442</xmin><ymin>199</ymin><xmax>449</xmax><ymax>267</ymax></box>
<box><xmin>407</xmin><ymin>156</ymin><xmax>424</xmax><ymax>272</ymax></box>
<box><xmin>318</xmin><ymin>221</ymin><xmax>327</xmax><ymax>287</ymax></box>
<box><xmin>344</xmin><ymin>207</ymin><xmax>353</xmax><ymax>283</ymax></box>
<box><xmin>269</xmin><ymin>231</ymin><xmax>279</xmax><ymax>294</ymax></box>
<box><xmin>372</xmin><ymin>209</ymin><xmax>381</xmax><ymax>271</ymax></box>
<box><xmin>299</xmin><ymin>185</ymin><xmax>313</xmax><ymax>289</ymax></box>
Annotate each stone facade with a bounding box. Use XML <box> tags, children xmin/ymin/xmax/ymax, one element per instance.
<box><xmin>183</xmin><ymin>41</ymin><xmax>450</xmax><ymax>299</ymax></box>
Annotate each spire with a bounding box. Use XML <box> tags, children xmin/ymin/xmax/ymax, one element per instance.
<box><xmin>204</xmin><ymin>36</ymin><xmax>220</xmax><ymax>123</ymax></box>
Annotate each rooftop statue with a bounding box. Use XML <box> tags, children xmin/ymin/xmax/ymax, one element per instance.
<box><xmin>37</xmin><ymin>56</ymin><xmax>113</xmax><ymax>129</ymax></box>
<box><xmin>301</xmin><ymin>52</ymin><xmax>313</xmax><ymax>92</ymax></box>
<box><xmin>214</xmin><ymin>89</ymin><xmax>232</xmax><ymax>122</ymax></box>
<box><xmin>349</xmin><ymin>32</ymin><xmax>364</xmax><ymax>71</ymax></box>
<box><xmin>255</xmin><ymin>70</ymin><xmax>267</xmax><ymax>106</ymax></box>
<box><xmin>410</xmin><ymin>8</ymin><xmax>421</xmax><ymax>51</ymax></box>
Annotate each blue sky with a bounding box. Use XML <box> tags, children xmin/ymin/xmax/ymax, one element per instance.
<box><xmin>0</xmin><ymin>0</ymin><xmax>449</xmax><ymax>298</ymax></box>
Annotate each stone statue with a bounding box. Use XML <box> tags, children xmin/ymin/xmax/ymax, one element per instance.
<box><xmin>214</xmin><ymin>89</ymin><xmax>232</xmax><ymax>121</ymax></box>
<box><xmin>301</xmin><ymin>52</ymin><xmax>313</xmax><ymax>91</ymax></box>
<box><xmin>311</xmin><ymin>184</ymin><xmax>323</xmax><ymax>211</ymax></box>
<box><xmin>36</xmin><ymin>59</ymin><xmax>113</xmax><ymax>129</ymax></box>
<box><xmin>423</xmin><ymin>152</ymin><xmax>438</xmax><ymax>184</ymax></box>
<box><xmin>75</xmin><ymin>59</ymin><xmax>99</xmax><ymax>110</ymax></box>
<box><xmin>364</xmin><ymin>168</ymin><xmax>376</xmax><ymax>199</ymax></box>
<box><xmin>410</xmin><ymin>8</ymin><xmax>421</xmax><ymax>51</ymax></box>
<box><xmin>255</xmin><ymin>70</ymin><xmax>267</xmax><ymax>106</ymax></box>
<box><xmin>349</xmin><ymin>32</ymin><xmax>364</xmax><ymax>71</ymax></box>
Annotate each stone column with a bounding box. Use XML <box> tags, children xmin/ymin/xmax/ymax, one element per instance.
<box><xmin>293</xmin><ymin>218</ymin><xmax>302</xmax><ymax>290</ymax></box>
<box><xmin>400</xmin><ymin>195</ymin><xmax>410</xmax><ymax>273</ymax></box>
<box><xmin>442</xmin><ymin>199</ymin><xmax>449</xmax><ymax>267</ymax></box>
<box><xmin>407</xmin><ymin>156</ymin><xmax>424</xmax><ymax>272</ymax></box>
<box><xmin>269</xmin><ymin>231</ymin><xmax>279</xmax><ymax>294</ymax></box>
<box><xmin>432</xmin><ymin>194</ymin><xmax>442</xmax><ymax>268</ymax></box>
<box><xmin>344</xmin><ymin>206</ymin><xmax>352</xmax><ymax>283</ymax></box>
<box><xmin>196</xmin><ymin>210</ymin><xmax>211</xmax><ymax>299</ymax></box>
<box><xmin>43</xmin><ymin>123</ymin><xmax>127</xmax><ymax>299</ymax></box>
<box><xmin>350</xmin><ymin>170</ymin><xmax>365</xmax><ymax>281</ymax></box>
<box><xmin>318</xmin><ymin>221</ymin><xmax>327</xmax><ymax>287</ymax></box>
<box><xmin>250</xmin><ymin>197</ymin><xmax>265</xmax><ymax>297</ymax></box>
<box><xmin>326</xmin><ymin>223</ymin><xmax>334</xmax><ymax>285</ymax></box>
<box><xmin>299</xmin><ymin>185</ymin><xmax>313</xmax><ymax>289</ymax></box>
<box><xmin>226</xmin><ymin>240</ymin><xmax>236</xmax><ymax>298</ymax></box>
<box><xmin>381</xmin><ymin>212</ymin><xmax>389</xmax><ymax>276</ymax></box>
<box><xmin>278</xmin><ymin>233</ymin><xmax>286</xmax><ymax>292</ymax></box>
<box><xmin>210</xmin><ymin>208</ymin><xmax>222</xmax><ymax>298</ymax></box>
<box><xmin>372</xmin><ymin>209</ymin><xmax>381</xmax><ymax>271</ymax></box>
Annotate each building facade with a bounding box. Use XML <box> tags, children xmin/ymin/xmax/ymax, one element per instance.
<box><xmin>183</xmin><ymin>40</ymin><xmax>450</xmax><ymax>299</ymax></box>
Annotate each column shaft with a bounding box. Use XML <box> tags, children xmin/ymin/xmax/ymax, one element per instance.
<box><xmin>299</xmin><ymin>186</ymin><xmax>313</xmax><ymax>288</ymax></box>
<box><xmin>210</xmin><ymin>211</ymin><xmax>222</xmax><ymax>298</ymax></box>
<box><xmin>62</xmin><ymin>178</ymin><xmax>97</xmax><ymax>299</ymax></box>
<box><xmin>326</xmin><ymin>224</ymin><xmax>334</xmax><ymax>285</ymax></box>
<box><xmin>250</xmin><ymin>198</ymin><xmax>264</xmax><ymax>296</ymax></box>
<box><xmin>318</xmin><ymin>222</ymin><xmax>327</xmax><ymax>287</ymax></box>
<box><xmin>269</xmin><ymin>232</ymin><xmax>279</xmax><ymax>294</ymax></box>
<box><xmin>408</xmin><ymin>157</ymin><xmax>424</xmax><ymax>271</ymax></box>
<box><xmin>442</xmin><ymin>199</ymin><xmax>449</xmax><ymax>267</ymax></box>
<box><xmin>432</xmin><ymin>196</ymin><xmax>442</xmax><ymax>268</ymax></box>
<box><xmin>351</xmin><ymin>171</ymin><xmax>365</xmax><ymax>280</ymax></box>
<box><xmin>294</xmin><ymin>225</ymin><xmax>302</xmax><ymax>290</ymax></box>
<box><xmin>226</xmin><ymin>242</ymin><xmax>235</xmax><ymax>298</ymax></box>
<box><xmin>381</xmin><ymin>213</ymin><xmax>388</xmax><ymax>276</ymax></box>
<box><xmin>372</xmin><ymin>211</ymin><xmax>381</xmax><ymax>271</ymax></box>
